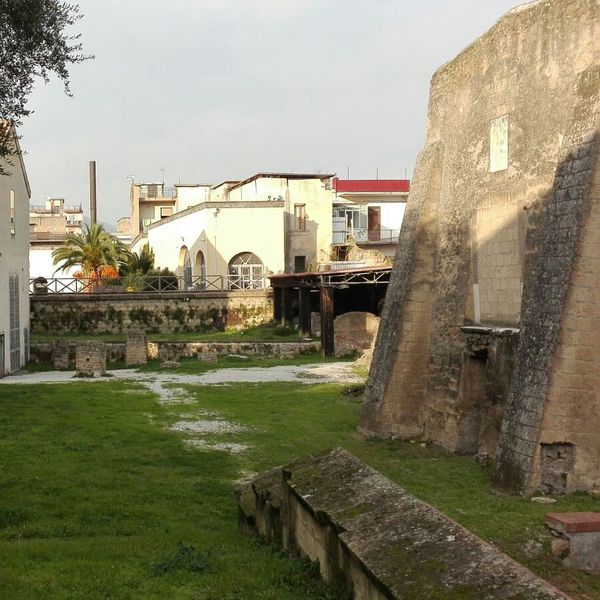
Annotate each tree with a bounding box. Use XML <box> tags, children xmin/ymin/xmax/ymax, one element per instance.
<box><xmin>52</xmin><ymin>223</ymin><xmax>130</xmax><ymax>277</ymax></box>
<box><xmin>120</xmin><ymin>243</ymin><xmax>155</xmax><ymax>276</ymax></box>
<box><xmin>0</xmin><ymin>0</ymin><xmax>90</xmax><ymax>171</ymax></box>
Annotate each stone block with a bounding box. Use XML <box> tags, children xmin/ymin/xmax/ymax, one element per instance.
<box><xmin>237</xmin><ymin>449</ymin><xmax>567</xmax><ymax>599</ymax></box>
<box><xmin>333</xmin><ymin>312</ymin><xmax>380</xmax><ymax>358</ymax></box>
<box><xmin>198</xmin><ymin>351</ymin><xmax>218</xmax><ymax>363</ymax></box>
<box><xmin>75</xmin><ymin>342</ymin><xmax>106</xmax><ymax>377</ymax></box>
<box><xmin>54</xmin><ymin>341</ymin><xmax>71</xmax><ymax>371</ymax></box>
<box><xmin>126</xmin><ymin>330</ymin><xmax>147</xmax><ymax>366</ymax></box>
<box><xmin>545</xmin><ymin>512</ymin><xmax>600</xmax><ymax>575</ymax></box>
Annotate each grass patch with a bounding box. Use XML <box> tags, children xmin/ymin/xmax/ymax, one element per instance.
<box><xmin>1</xmin><ymin>376</ymin><xmax>598</xmax><ymax>598</ymax></box>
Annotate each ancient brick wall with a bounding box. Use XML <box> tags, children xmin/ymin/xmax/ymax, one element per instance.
<box><xmin>125</xmin><ymin>331</ymin><xmax>147</xmax><ymax>366</ymax></box>
<box><xmin>495</xmin><ymin>71</ymin><xmax>600</xmax><ymax>494</ymax></box>
<box><xmin>361</xmin><ymin>0</ymin><xmax>600</xmax><ymax>492</ymax></box>
<box><xmin>30</xmin><ymin>290</ymin><xmax>272</xmax><ymax>335</ymax></box>
<box><xmin>75</xmin><ymin>342</ymin><xmax>107</xmax><ymax>376</ymax></box>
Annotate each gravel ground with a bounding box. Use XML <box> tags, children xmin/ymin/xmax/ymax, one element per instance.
<box><xmin>0</xmin><ymin>362</ymin><xmax>362</xmax><ymax>388</ymax></box>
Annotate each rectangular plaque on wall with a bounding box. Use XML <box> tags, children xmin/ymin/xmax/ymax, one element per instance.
<box><xmin>490</xmin><ymin>115</ymin><xmax>509</xmax><ymax>173</ymax></box>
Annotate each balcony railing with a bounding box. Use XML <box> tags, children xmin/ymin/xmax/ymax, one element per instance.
<box><xmin>332</xmin><ymin>227</ymin><xmax>401</xmax><ymax>245</ymax></box>
<box><xmin>139</xmin><ymin>186</ymin><xmax>177</xmax><ymax>199</ymax></box>
<box><xmin>30</xmin><ymin>274</ymin><xmax>268</xmax><ymax>295</ymax></box>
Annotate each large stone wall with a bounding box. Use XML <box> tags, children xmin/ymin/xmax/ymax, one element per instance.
<box><xmin>30</xmin><ymin>290</ymin><xmax>273</xmax><ymax>334</ymax></box>
<box><xmin>361</xmin><ymin>0</ymin><xmax>600</xmax><ymax>494</ymax></box>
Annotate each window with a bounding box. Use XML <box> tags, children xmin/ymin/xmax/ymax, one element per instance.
<box><xmin>160</xmin><ymin>207</ymin><xmax>173</xmax><ymax>218</ymax></box>
<box><xmin>9</xmin><ymin>189</ymin><xmax>15</xmax><ymax>237</ymax></box>
<box><xmin>229</xmin><ymin>252</ymin><xmax>264</xmax><ymax>289</ymax></box>
<box><xmin>294</xmin><ymin>256</ymin><xmax>307</xmax><ymax>273</ymax></box>
<box><xmin>294</xmin><ymin>204</ymin><xmax>306</xmax><ymax>231</ymax></box>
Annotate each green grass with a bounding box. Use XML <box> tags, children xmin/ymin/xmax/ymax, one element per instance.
<box><xmin>1</xmin><ymin>377</ymin><xmax>599</xmax><ymax>598</ymax></box>
<box><xmin>31</xmin><ymin>324</ymin><xmax>302</xmax><ymax>344</ymax></box>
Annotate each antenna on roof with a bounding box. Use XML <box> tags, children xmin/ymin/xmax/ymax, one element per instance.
<box><xmin>347</xmin><ymin>165</ymin><xmax>350</xmax><ymax>179</ymax></box>
<box><xmin>376</xmin><ymin>167</ymin><xmax>379</xmax><ymax>180</ymax></box>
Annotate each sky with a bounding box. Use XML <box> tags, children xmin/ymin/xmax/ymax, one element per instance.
<box><xmin>21</xmin><ymin>0</ymin><xmax>522</xmax><ymax>227</ymax></box>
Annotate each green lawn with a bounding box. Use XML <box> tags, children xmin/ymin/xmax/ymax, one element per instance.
<box><xmin>1</xmin><ymin>374</ymin><xmax>599</xmax><ymax>599</ymax></box>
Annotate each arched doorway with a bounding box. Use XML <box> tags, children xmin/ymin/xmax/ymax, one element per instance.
<box><xmin>228</xmin><ymin>252</ymin><xmax>264</xmax><ymax>289</ymax></box>
<box><xmin>179</xmin><ymin>246</ymin><xmax>192</xmax><ymax>289</ymax></box>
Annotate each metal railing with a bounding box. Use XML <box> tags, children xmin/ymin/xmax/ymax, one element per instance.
<box><xmin>332</xmin><ymin>227</ymin><xmax>401</xmax><ymax>245</ymax></box>
<box><xmin>30</xmin><ymin>274</ymin><xmax>268</xmax><ymax>295</ymax></box>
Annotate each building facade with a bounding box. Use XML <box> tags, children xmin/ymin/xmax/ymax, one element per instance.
<box><xmin>0</xmin><ymin>127</ymin><xmax>31</xmax><ymax>375</ymax></box>
<box><xmin>133</xmin><ymin>173</ymin><xmax>409</xmax><ymax>286</ymax></box>
<box><xmin>29</xmin><ymin>198</ymin><xmax>84</xmax><ymax>237</ymax></box>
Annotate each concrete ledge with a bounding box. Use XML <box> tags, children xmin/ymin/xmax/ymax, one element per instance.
<box><xmin>236</xmin><ymin>448</ymin><xmax>568</xmax><ymax>599</ymax></box>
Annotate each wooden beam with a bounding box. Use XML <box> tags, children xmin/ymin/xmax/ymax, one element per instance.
<box><xmin>320</xmin><ymin>286</ymin><xmax>334</xmax><ymax>356</ymax></box>
<box><xmin>299</xmin><ymin>287</ymin><xmax>312</xmax><ymax>338</ymax></box>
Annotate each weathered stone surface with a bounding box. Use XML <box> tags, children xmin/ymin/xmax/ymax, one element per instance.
<box><xmin>160</xmin><ymin>360</ymin><xmax>180</xmax><ymax>369</ymax></box>
<box><xmin>360</xmin><ymin>0</ymin><xmax>600</xmax><ymax>494</ymax></box>
<box><xmin>197</xmin><ymin>351</ymin><xmax>218</xmax><ymax>363</ymax></box>
<box><xmin>75</xmin><ymin>342</ymin><xmax>106</xmax><ymax>377</ymax></box>
<box><xmin>125</xmin><ymin>330</ymin><xmax>146</xmax><ymax>366</ymax></box>
<box><xmin>30</xmin><ymin>341</ymin><xmax>320</xmax><ymax>364</ymax></box>
<box><xmin>333</xmin><ymin>311</ymin><xmax>379</xmax><ymax>358</ymax></box>
<box><xmin>53</xmin><ymin>341</ymin><xmax>70</xmax><ymax>371</ymax></box>
<box><xmin>30</xmin><ymin>290</ymin><xmax>273</xmax><ymax>335</ymax></box>
<box><xmin>237</xmin><ymin>448</ymin><xmax>567</xmax><ymax>600</ymax></box>
<box><xmin>546</xmin><ymin>513</ymin><xmax>600</xmax><ymax>575</ymax></box>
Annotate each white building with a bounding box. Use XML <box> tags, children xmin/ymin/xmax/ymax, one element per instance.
<box><xmin>0</xmin><ymin>126</ymin><xmax>31</xmax><ymax>375</ymax></box>
<box><xmin>332</xmin><ymin>178</ymin><xmax>409</xmax><ymax>260</ymax></box>
<box><xmin>132</xmin><ymin>174</ymin><xmax>410</xmax><ymax>286</ymax></box>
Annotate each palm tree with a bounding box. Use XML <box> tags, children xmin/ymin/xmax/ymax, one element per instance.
<box><xmin>52</xmin><ymin>223</ymin><xmax>131</xmax><ymax>277</ymax></box>
<box><xmin>120</xmin><ymin>243</ymin><xmax>155</xmax><ymax>276</ymax></box>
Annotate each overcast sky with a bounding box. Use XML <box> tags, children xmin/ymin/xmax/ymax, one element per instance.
<box><xmin>22</xmin><ymin>0</ymin><xmax>521</xmax><ymax>226</ymax></box>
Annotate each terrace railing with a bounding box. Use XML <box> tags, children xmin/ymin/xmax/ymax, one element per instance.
<box><xmin>30</xmin><ymin>274</ymin><xmax>268</xmax><ymax>295</ymax></box>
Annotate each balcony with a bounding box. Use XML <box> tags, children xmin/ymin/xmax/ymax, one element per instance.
<box><xmin>332</xmin><ymin>226</ymin><xmax>401</xmax><ymax>245</ymax></box>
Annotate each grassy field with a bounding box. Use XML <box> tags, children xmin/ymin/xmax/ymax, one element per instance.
<box><xmin>31</xmin><ymin>324</ymin><xmax>301</xmax><ymax>344</ymax></box>
<box><xmin>1</xmin><ymin>374</ymin><xmax>599</xmax><ymax>598</ymax></box>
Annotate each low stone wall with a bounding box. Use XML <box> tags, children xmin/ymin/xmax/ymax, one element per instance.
<box><xmin>30</xmin><ymin>340</ymin><xmax>320</xmax><ymax>365</ymax></box>
<box><xmin>236</xmin><ymin>449</ymin><xmax>567</xmax><ymax>600</ymax></box>
<box><xmin>30</xmin><ymin>290</ymin><xmax>273</xmax><ymax>335</ymax></box>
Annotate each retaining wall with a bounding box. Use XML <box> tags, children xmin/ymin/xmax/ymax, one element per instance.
<box><xmin>30</xmin><ymin>290</ymin><xmax>273</xmax><ymax>334</ymax></box>
<box><xmin>236</xmin><ymin>449</ymin><xmax>567</xmax><ymax>599</ymax></box>
<box><xmin>30</xmin><ymin>340</ymin><xmax>320</xmax><ymax>364</ymax></box>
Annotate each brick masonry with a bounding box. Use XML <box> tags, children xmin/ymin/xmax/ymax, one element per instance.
<box><xmin>30</xmin><ymin>290</ymin><xmax>273</xmax><ymax>335</ymax></box>
<box><xmin>125</xmin><ymin>330</ymin><xmax>146</xmax><ymax>366</ymax></box>
<box><xmin>75</xmin><ymin>342</ymin><xmax>107</xmax><ymax>376</ymax></box>
<box><xmin>30</xmin><ymin>341</ymin><xmax>320</xmax><ymax>364</ymax></box>
<box><xmin>53</xmin><ymin>341</ymin><xmax>70</xmax><ymax>371</ymax></box>
<box><xmin>361</xmin><ymin>0</ymin><xmax>600</xmax><ymax>494</ymax></box>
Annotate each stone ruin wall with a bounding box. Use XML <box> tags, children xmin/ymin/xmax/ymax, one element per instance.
<box><xmin>361</xmin><ymin>0</ymin><xmax>600</xmax><ymax>494</ymax></box>
<box><xmin>29</xmin><ymin>290</ymin><xmax>273</xmax><ymax>335</ymax></box>
<box><xmin>75</xmin><ymin>342</ymin><xmax>107</xmax><ymax>376</ymax></box>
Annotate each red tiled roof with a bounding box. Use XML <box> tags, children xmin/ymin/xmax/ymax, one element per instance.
<box><xmin>333</xmin><ymin>178</ymin><xmax>410</xmax><ymax>193</ymax></box>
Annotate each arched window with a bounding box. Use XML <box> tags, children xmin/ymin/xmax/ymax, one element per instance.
<box><xmin>228</xmin><ymin>252</ymin><xmax>264</xmax><ymax>289</ymax></box>
<box><xmin>179</xmin><ymin>246</ymin><xmax>192</xmax><ymax>289</ymax></box>
<box><xmin>195</xmin><ymin>251</ymin><xmax>206</xmax><ymax>289</ymax></box>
